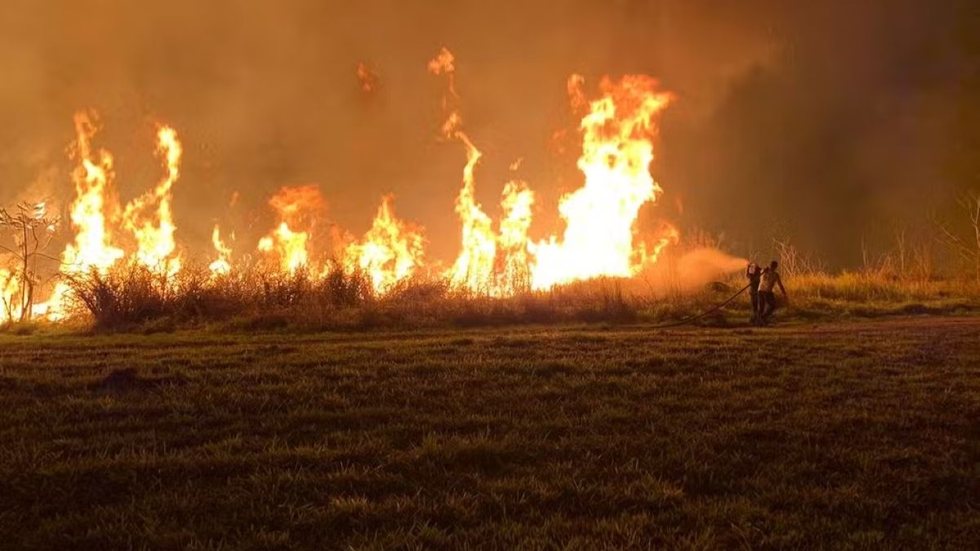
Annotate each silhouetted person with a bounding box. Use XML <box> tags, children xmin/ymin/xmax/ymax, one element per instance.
<box><xmin>758</xmin><ymin>260</ymin><xmax>787</xmax><ymax>323</ymax></box>
<box><xmin>746</xmin><ymin>262</ymin><xmax>762</xmax><ymax>322</ymax></box>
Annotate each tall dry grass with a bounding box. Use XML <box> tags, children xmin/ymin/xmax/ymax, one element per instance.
<box><xmin>56</xmin><ymin>264</ymin><xmax>661</xmax><ymax>330</ymax></box>
<box><xmin>32</xmin><ymin>256</ymin><xmax>980</xmax><ymax>332</ymax></box>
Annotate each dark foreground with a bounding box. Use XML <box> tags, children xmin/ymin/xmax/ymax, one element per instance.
<box><xmin>0</xmin><ymin>317</ymin><xmax>978</xmax><ymax>549</ymax></box>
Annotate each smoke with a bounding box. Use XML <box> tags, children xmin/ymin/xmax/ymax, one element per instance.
<box><xmin>0</xmin><ymin>0</ymin><xmax>976</xmax><ymax>270</ymax></box>
<box><xmin>635</xmin><ymin>247</ymin><xmax>747</xmax><ymax>295</ymax></box>
<box><xmin>675</xmin><ymin>248</ymin><xmax>748</xmax><ymax>289</ymax></box>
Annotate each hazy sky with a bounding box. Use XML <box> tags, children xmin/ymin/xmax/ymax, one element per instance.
<box><xmin>1</xmin><ymin>0</ymin><xmax>976</xmax><ymax>267</ymax></box>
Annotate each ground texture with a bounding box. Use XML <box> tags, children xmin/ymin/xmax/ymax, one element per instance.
<box><xmin>1</xmin><ymin>317</ymin><xmax>978</xmax><ymax>549</ymax></box>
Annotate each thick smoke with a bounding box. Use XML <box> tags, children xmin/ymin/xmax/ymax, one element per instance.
<box><xmin>0</xmin><ymin>0</ymin><xmax>976</xmax><ymax>269</ymax></box>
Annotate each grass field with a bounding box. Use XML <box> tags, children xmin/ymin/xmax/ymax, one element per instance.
<box><xmin>1</xmin><ymin>317</ymin><xmax>978</xmax><ymax>548</ymax></box>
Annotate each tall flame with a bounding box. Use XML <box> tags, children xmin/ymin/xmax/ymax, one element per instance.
<box><xmin>122</xmin><ymin>125</ymin><xmax>183</xmax><ymax>278</ymax></box>
<box><xmin>61</xmin><ymin>111</ymin><xmax>125</xmax><ymax>275</ymax></box>
<box><xmin>39</xmin><ymin>111</ymin><xmax>125</xmax><ymax>320</ymax></box>
<box><xmin>430</xmin><ymin>47</ymin><xmax>503</xmax><ymax>294</ymax></box>
<box><xmin>448</xmin><ymin>133</ymin><xmax>498</xmax><ymax>293</ymax></box>
<box><xmin>343</xmin><ymin>195</ymin><xmax>424</xmax><ymax>294</ymax></box>
<box><xmin>530</xmin><ymin>75</ymin><xmax>674</xmax><ymax>290</ymax></box>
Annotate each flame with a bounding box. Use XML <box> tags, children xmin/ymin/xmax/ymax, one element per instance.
<box><xmin>493</xmin><ymin>181</ymin><xmax>535</xmax><ymax>295</ymax></box>
<box><xmin>430</xmin><ymin>58</ymin><xmax>674</xmax><ymax>294</ymax></box>
<box><xmin>529</xmin><ymin>75</ymin><xmax>674</xmax><ymax>290</ymax></box>
<box><xmin>259</xmin><ymin>223</ymin><xmax>309</xmax><ymax>274</ymax></box>
<box><xmin>61</xmin><ymin>111</ymin><xmax>125</xmax><ymax>275</ymax></box>
<box><xmin>258</xmin><ymin>185</ymin><xmax>324</xmax><ymax>274</ymax></box>
<box><xmin>0</xmin><ymin>268</ymin><xmax>21</xmax><ymax>323</ymax></box>
<box><xmin>38</xmin><ymin>111</ymin><xmax>126</xmax><ymax>320</ymax></box>
<box><xmin>21</xmin><ymin>58</ymin><xmax>682</xmax><ymax>324</ymax></box>
<box><xmin>429</xmin><ymin>47</ymin><xmax>501</xmax><ymax>294</ymax></box>
<box><xmin>122</xmin><ymin>125</ymin><xmax>183</xmax><ymax>279</ymax></box>
<box><xmin>208</xmin><ymin>224</ymin><xmax>233</xmax><ymax>276</ymax></box>
<box><xmin>343</xmin><ymin>195</ymin><xmax>424</xmax><ymax>294</ymax></box>
<box><xmin>447</xmin><ymin>134</ymin><xmax>498</xmax><ymax>293</ymax></box>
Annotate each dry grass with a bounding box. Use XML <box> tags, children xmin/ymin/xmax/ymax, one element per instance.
<box><xmin>2</xmin><ymin>262</ymin><xmax>977</xmax><ymax>333</ymax></box>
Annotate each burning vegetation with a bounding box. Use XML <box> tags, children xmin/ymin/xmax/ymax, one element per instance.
<box><xmin>3</xmin><ymin>46</ymin><xmax>978</xmax><ymax>329</ymax></box>
<box><xmin>1</xmin><ymin>48</ymin><xmax>695</xmax><ymax>325</ymax></box>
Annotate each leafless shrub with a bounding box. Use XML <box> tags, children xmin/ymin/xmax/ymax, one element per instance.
<box><xmin>772</xmin><ymin>238</ymin><xmax>823</xmax><ymax>277</ymax></box>
<box><xmin>933</xmin><ymin>191</ymin><xmax>980</xmax><ymax>283</ymax></box>
<box><xmin>0</xmin><ymin>201</ymin><xmax>60</xmax><ymax>321</ymax></box>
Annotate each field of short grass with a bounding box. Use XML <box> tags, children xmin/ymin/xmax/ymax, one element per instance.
<box><xmin>1</xmin><ymin>317</ymin><xmax>978</xmax><ymax>548</ymax></box>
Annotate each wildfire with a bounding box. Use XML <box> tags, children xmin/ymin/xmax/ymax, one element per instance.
<box><xmin>14</xmin><ymin>52</ymin><xmax>682</xmax><ymax>323</ymax></box>
<box><xmin>122</xmin><ymin>125</ymin><xmax>183</xmax><ymax>279</ymax></box>
<box><xmin>258</xmin><ymin>185</ymin><xmax>324</xmax><ymax>274</ymax></box>
<box><xmin>530</xmin><ymin>75</ymin><xmax>675</xmax><ymax>289</ymax></box>
<box><xmin>430</xmin><ymin>49</ymin><xmax>675</xmax><ymax>294</ymax></box>
<box><xmin>343</xmin><ymin>195</ymin><xmax>424</xmax><ymax>294</ymax></box>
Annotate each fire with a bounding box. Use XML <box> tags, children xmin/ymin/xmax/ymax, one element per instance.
<box><xmin>529</xmin><ymin>75</ymin><xmax>674</xmax><ymax>290</ymax></box>
<box><xmin>258</xmin><ymin>185</ymin><xmax>324</xmax><ymax>274</ymax></box>
<box><xmin>0</xmin><ymin>269</ymin><xmax>21</xmax><ymax>323</ymax></box>
<box><xmin>208</xmin><ymin>224</ymin><xmax>233</xmax><ymax>276</ymax></box>
<box><xmin>447</xmin><ymin>134</ymin><xmax>498</xmax><ymax>293</ymax></box>
<box><xmin>37</xmin><ymin>111</ymin><xmax>126</xmax><ymax>320</ymax></box>
<box><xmin>61</xmin><ymin>111</ymin><xmax>125</xmax><ymax>276</ymax></box>
<box><xmin>343</xmin><ymin>195</ymin><xmax>424</xmax><ymax>294</ymax></box>
<box><xmin>431</xmin><ymin>50</ymin><xmax>675</xmax><ymax>295</ymax></box>
<box><xmin>16</xmin><ymin>53</ymin><xmax>681</xmax><ymax>324</ymax></box>
<box><xmin>122</xmin><ymin>125</ymin><xmax>183</xmax><ymax>279</ymax></box>
<box><xmin>429</xmin><ymin>48</ymin><xmax>502</xmax><ymax>294</ymax></box>
<box><xmin>494</xmin><ymin>181</ymin><xmax>535</xmax><ymax>295</ymax></box>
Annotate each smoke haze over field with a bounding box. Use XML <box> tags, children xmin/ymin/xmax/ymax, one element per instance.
<box><xmin>1</xmin><ymin>0</ymin><xmax>977</xmax><ymax>268</ymax></box>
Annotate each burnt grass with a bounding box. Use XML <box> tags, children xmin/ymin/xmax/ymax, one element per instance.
<box><xmin>0</xmin><ymin>317</ymin><xmax>978</xmax><ymax>549</ymax></box>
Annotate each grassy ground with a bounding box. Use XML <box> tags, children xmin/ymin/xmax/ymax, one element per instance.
<box><xmin>1</xmin><ymin>317</ymin><xmax>978</xmax><ymax>549</ymax></box>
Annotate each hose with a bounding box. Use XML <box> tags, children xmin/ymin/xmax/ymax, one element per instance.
<box><xmin>651</xmin><ymin>283</ymin><xmax>752</xmax><ymax>328</ymax></box>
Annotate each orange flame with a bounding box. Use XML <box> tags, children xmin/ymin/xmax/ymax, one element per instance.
<box><xmin>258</xmin><ymin>185</ymin><xmax>324</xmax><ymax>274</ymax></box>
<box><xmin>122</xmin><ymin>124</ymin><xmax>183</xmax><ymax>278</ymax></box>
<box><xmin>0</xmin><ymin>269</ymin><xmax>21</xmax><ymax>323</ymax></box>
<box><xmin>61</xmin><ymin>111</ymin><xmax>125</xmax><ymax>275</ymax></box>
<box><xmin>530</xmin><ymin>75</ymin><xmax>674</xmax><ymax>289</ymax></box>
<box><xmin>343</xmin><ymin>195</ymin><xmax>424</xmax><ymax>294</ymax></box>
<box><xmin>493</xmin><ymin>181</ymin><xmax>535</xmax><ymax>295</ymax></box>
<box><xmin>208</xmin><ymin>224</ymin><xmax>233</xmax><ymax>276</ymax></box>
<box><xmin>430</xmin><ymin>58</ymin><xmax>675</xmax><ymax>294</ymax></box>
<box><xmin>25</xmin><ymin>58</ymin><xmax>682</xmax><ymax>323</ymax></box>
<box><xmin>38</xmin><ymin>111</ymin><xmax>126</xmax><ymax>320</ymax></box>
<box><xmin>429</xmin><ymin>47</ymin><xmax>503</xmax><ymax>293</ymax></box>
